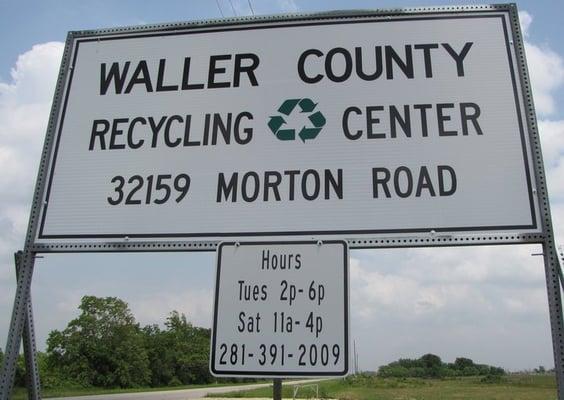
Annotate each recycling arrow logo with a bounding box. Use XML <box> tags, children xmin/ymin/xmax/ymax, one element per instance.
<box><xmin>268</xmin><ymin>98</ymin><xmax>327</xmax><ymax>142</ymax></box>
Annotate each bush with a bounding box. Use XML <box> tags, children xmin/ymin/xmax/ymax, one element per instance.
<box><xmin>378</xmin><ymin>365</ymin><xmax>410</xmax><ymax>378</ymax></box>
<box><xmin>377</xmin><ymin>354</ymin><xmax>505</xmax><ymax>379</ymax></box>
<box><xmin>168</xmin><ymin>377</ymin><xmax>182</xmax><ymax>386</ymax></box>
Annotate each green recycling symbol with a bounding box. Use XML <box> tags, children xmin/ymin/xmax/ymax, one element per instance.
<box><xmin>268</xmin><ymin>98</ymin><xmax>327</xmax><ymax>142</ymax></box>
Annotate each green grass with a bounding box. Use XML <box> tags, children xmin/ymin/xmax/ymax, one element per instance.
<box><xmin>10</xmin><ymin>375</ymin><xmax>557</xmax><ymax>399</ymax></box>
<box><xmin>11</xmin><ymin>381</ymin><xmax>250</xmax><ymax>399</ymax></box>
<box><xmin>210</xmin><ymin>374</ymin><xmax>557</xmax><ymax>400</ymax></box>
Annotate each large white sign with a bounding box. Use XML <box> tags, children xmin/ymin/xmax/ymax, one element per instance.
<box><xmin>36</xmin><ymin>9</ymin><xmax>541</xmax><ymax>243</ymax></box>
<box><xmin>211</xmin><ymin>241</ymin><xmax>348</xmax><ymax>376</ymax></box>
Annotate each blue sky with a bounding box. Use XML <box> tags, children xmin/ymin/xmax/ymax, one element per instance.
<box><xmin>1</xmin><ymin>0</ymin><xmax>564</xmax><ymax>373</ymax></box>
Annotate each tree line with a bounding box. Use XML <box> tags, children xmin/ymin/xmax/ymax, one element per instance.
<box><xmin>0</xmin><ymin>296</ymin><xmax>520</xmax><ymax>391</ymax></box>
<box><xmin>1</xmin><ymin>295</ymin><xmax>249</xmax><ymax>390</ymax></box>
<box><xmin>377</xmin><ymin>353</ymin><xmax>505</xmax><ymax>378</ymax></box>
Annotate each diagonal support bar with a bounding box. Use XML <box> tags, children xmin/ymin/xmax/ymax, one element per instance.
<box><xmin>0</xmin><ymin>251</ymin><xmax>39</xmax><ymax>400</ymax></box>
<box><xmin>15</xmin><ymin>252</ymin><xmax>42</xmax><ymax>400</ymax></box>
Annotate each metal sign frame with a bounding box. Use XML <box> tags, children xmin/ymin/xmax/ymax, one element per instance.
<box><xmin>1</xmin><ymin>4</ymin><xmax>563</xmax><ymax>400</ymax></box>
<box><xmin>29</xmin><ymin>3</ymin><xmax>545</xmax><ymax>251</ymax></box>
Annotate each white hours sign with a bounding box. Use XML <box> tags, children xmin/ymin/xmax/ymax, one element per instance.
<box><xmin>34</xmin><ymin>7</ymin><xmax>542</xmax><ymax>246</ymax></box>
<box><xmin>211</xmin><ymin>241</ymin><xmax>349</xmax><ymax>376</ymax></box>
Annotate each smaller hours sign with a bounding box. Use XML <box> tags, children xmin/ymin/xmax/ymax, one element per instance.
<box><xmin>211</xmin><ymin>241</ymin><xmax>349</xmax><ymax>376</ymax></box>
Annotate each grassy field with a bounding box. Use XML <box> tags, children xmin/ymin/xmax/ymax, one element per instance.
<box><xmin>211</xmin><ymin>374</ymin><xmax>557</xmax><ymax>400</ymax></box>
<box><xmin>10</xmin><ymin>374</ymin><xmax>557</xmax><ymax>399</ymax></box>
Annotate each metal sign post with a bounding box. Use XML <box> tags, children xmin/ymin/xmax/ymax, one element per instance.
<box><xmin>14</xmin><ymin>252</ymin><xmax>42</xmax><ymax>400</ymax></box>
<box><xmin>273</xmin><ymin>379</ymin><xmax>282</xmax><ymax>400</ymax></box>
<box><xmin>1</xmin><ymin>252</ymin><xmax>40</xmax><ymax>400</ymax></box>
<box><xmin>544</xmin><ymin>239</ymin><xmax>564</xmax><ymax>395</ymax></box>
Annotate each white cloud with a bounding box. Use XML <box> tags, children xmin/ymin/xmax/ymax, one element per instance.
<box><xmin>539</xmin><ymin>119</ymin><xmax>564</xmax><ymax>167</ymax></box>
<box><xmin>518</xmin><ymin>11</ymin><xmax>564</xmax><ymax>117</ymax></box>
<box><xmin>520</xmin><ymin>11</ymin><xmax>564</xmax><ymax>243</ymax></box>
<box><xmin>130</xmin><ymin>289</ymin><xmax>214</xmax><ymax>328</ymax></box>
<box><xmin>0</xmin><ymin>42</ymin><xmax>63</xmax><ymax>213</ymax></box>
<box><xmin>529</xmin><ymin>70</ymin><xmax>564</xmax><ymax>243</ymax></box>
<box><xmin>553</xmin><ymin>203</ymin><xmax>564</xmax><ymax>244</ymax></box>
<box><xmin>0</xmin><ymin>42</ymin><xmax>64</xmax><ymax>279</ymax></box>
<box><xmin>547</xmin><ymin>164</ymin><xmax>564</xmax><ymax>221</ymax></box>
<box><xmin>0</xmin><ymin>42</ymin><xmax>63</xmax><ymax>104</ymax></box>
<box><xmin>0</xmin><ymin>42</ymin><xmax>64</xmax><ymax>345</ymax></box>
<box><xmin>526</xmin><ymin>42</ymin><xmax>564</xmax><ymax>116</ymax></box>
<box><xmin>350</xmin><ymin>247</ymin><xmax>552</xmax><ymax>370</ymax></box>
<box><xmin>518</xmin><ymin>11</ymin><xmax>532</xmax><ymax>37</ymax></box>
<box><xmin>351</xmin><ymin>245</ymin><xmax>547</xmax><ymax>324</ymax></box>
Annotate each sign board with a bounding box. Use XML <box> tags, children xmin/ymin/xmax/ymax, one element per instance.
<box><xmin>33</xmin><ymin>5</ymin><xmax>544</xmax><ymax>249</ymax></box>
<box><xmin>211</xmin><ymin>241</ymin><xmax>349</xmax><ymax>376</ymax></box>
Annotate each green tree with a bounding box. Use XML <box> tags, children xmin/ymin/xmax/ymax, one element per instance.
<box><xmin>143</xmin><ymin>311</ymin><xmax>212</xmax><ymax>386</ymax></box>
<box><xmin>142</xmin><ymin>324</ymin><xmax>176</xmax><ymax>387</ymax></box>
<box><xmin>398</xmin><ymin>358</ymin><xmax>422</xmax><ymax>369</ymax></box>
<box><xmin>0</xmin><ymin>349</ymin><xmax>24</xmax><ymax>388</ymax></box>
<box><xmin>454</xmin><ymin>357</ymin><xmax>475</xmax><ymax>370</ymax></box>
<box><xmin>0</xmin><ymin>348</ymin><xmax>54</xmax><ymax>387</ymax></box>
<box><xmin>14</xmin><ymin>354</ymin><xmax>27</xmax><ymax>388</ymax></box>
<box><xmin>420</xmin><ymin>354</ymin><xmax>443</xmax><ymax>378</ymax></box>
<box><xmin>165</xmin><ymin>311</ymin><xmax>212</xmax><ymax>384</ymax></box>
<box><xmin>46</xmin><ymin>296</ymin><xmax>150</xmax><ymax>388</ymax></box>
<box><xmin>420</xmin><ymin>354</ymin><xmax>442</xmax><ymax>369</ymax></box>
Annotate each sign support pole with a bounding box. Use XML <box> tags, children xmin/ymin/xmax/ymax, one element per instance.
<box><xmin>0</xmin><ymin>252</ymin><xmax>39</xmax><ymax>400</ymax></box>
<box><xmin>15</xmin><ymin>251</ymin><xmax>42</xmax><ymax>400</ymax></box>
<box><xmin>506</xmin><ymin>3</ymin><xmax>564</xmax><ymax>395</ymax></box>
<box><xmin>543</xmin><ymin>237</ymin><xmax>564</xmax><ymax>400</ymax></box>
<box><xmin>273</xmin><ymin>379</ymin><xmax>282</xmax><ymax>400</ymax></box>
